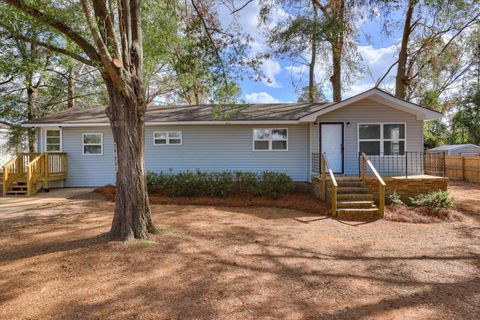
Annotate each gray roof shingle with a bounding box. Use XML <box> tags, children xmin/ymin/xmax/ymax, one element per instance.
<box><xmin>24</xmin><ymin>102</ymin><xmax>331</xmax><ymax>125</ymax></box>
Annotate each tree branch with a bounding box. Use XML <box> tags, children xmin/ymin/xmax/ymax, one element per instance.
<box><xmin>4</xmin><ymin>0</ymin><xmax>101</xmax><ymax>63</ymax></box>
<box><xmin>0</xmin><ymin>21</ymin><xmax>95</xmax><ymax>66</ymax></box>
<box><xmin>230</xmin><ymin>0</ymin><xmax>254</xmax><ymax>15</ymax></box>
<box><xmin>190</xmin><ymin>0</ymin><xmax>228</xmax><ymax>87</ymax></box>
<box><xmin>376</xmin><ymin>59</ymin><xmax>398</xmax><ymax>87</ymax></box>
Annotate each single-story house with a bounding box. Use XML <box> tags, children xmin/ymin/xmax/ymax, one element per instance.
<box><xmin>14</xmin><ymin>88</ymin><xmax>442</xmax><ymax>189</ymax></box>
<box><xmin>427</xmin><ymin>144</ymin><xmax>480</xmax><ymax>156</ymax></box>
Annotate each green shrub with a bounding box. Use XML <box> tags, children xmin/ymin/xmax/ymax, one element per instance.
<box><xmin>170</xmin><ymin>171</ymin><xmax>209</xmax><ymax>197</ymax></box>
<box><xmin>209</xmin><ymin>171</ymin><xmax>235</xmax><ymax>198</ymax></box>
<box><xmin>146</xmin><ymin>170</ymin><xmax>294</xmax><ymax>199</ymax></box>
<box><xmin>389</xmin><ymin>192</ymin><xmax>404</xmax><ymax>206</ymax></box>
<box><xmin>258</xmin><ymin>171</ymin><xmax>293</xmax><ymax>199</ymax></box>
<box><xmin>236</xmin><ymin>171</ymin><xmax>261</xmax><ymax>195</ymax></box>
<box><xmin>410</xmin><ymin>190</ymin><xmax>455</xmax><ymax>212</ymax></box>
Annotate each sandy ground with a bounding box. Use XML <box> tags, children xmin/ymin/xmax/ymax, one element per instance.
<box><xmin>448</xmin><ymin>180</ymin><xmax>480</xmax><ymax>214</ymax></box>
<box><xmin>0</xmin><ymin>187</ymin><xmax>479</xmax><ymax>320</ymax></box>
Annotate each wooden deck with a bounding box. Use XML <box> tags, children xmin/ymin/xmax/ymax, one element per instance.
<box><xmin>2</xmin><ymin>152</ymin><xmax>67</xmax><ymax>196</ymax></box>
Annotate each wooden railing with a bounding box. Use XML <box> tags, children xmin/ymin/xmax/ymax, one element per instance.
<box><xmin>321</xmin><ymin>152</ymin><xmax>338</xmax><ymax>216</ymax></box>
<box><xmin>2</xmin><ymin>155</ymin><xmax>18</xmax><ymax>196</ymax></box>
<box><xmin>3</xmin><ymin>152</ymin><xmax>67</xmax><ymax>196</ymax></box>
<box><xmin>360</xmin><ymin>152</ymin><xmax>386</xmax><ymax>217</ymax></box>
<box><xmin>27</xmin><ymin>153</ymin><xmax>45</xmax><ymax>196</ymax></box>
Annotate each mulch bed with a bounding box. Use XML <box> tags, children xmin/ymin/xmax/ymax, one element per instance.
<box><xmin>384</xmin><ymin>204</ymin><xmax>465</xmax><ymax>223</ymax></box>
<box><xmin>94</xmin><ymin>185</ymin><xmax>330</xmax><ymax>215</ymax></box>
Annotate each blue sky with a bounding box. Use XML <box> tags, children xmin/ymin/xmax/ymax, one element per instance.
<box><xmin>219</xmin><ymin>1</ymin><xmax>404</xmax><ymax>103</ymax></box>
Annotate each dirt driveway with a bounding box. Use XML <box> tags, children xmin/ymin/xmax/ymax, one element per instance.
<box><xmin>0</xmin><ymin>190</ymin><xmax>479</xmax><ymax>320</ymax></box>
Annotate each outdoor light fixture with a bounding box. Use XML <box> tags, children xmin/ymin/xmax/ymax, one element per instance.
<box><xmin>346</xmin><ymin>121</ymin><xmax>351</xmax><ymax>127</ymax></box>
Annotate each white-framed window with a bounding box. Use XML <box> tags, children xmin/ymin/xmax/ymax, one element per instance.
<box><xmin>358</xmin><ymin>123</ymin><xmax>406</xmax><ymax>156</ymax></box>
<box><xmin>82</xmin><ymin>133</ymin><xmax>103</xmax><ymax>155</ymax></box>
<box><xmin>45</xmin><ymin>129</ymin><xmax>62</xmax><ymax>151</ymax></box>
<box><xmin>153</xmin><ymin>131</ymin><xmax>182</xmax><ymax>145</ymax></box>
<box><xmin>253</xmin><ymin>128</ymin><xmax>288</xmax><ymax>151</ymax></box>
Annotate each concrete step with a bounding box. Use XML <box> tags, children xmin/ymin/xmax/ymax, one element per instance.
<box><xmin>336</xmin><ymin>208</ymin><xmax>380</xmax><ymax>220</ymax></box>
<box><xmin>337</xmin><ymin>193</ymin><xmax>373</xmax><ymax>201</ymax></box>
<box><xmin>337</xmin><ymin>187</ymin><xmax>368</xmax><ymax>194</ymax></box>
<box><xmin>337</xmin><ymin>201</ymin><xmax>376</xmax><ymax>209</ymax></box>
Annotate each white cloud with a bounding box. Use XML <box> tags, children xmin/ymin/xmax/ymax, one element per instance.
<box><xmin>245</xmin><ymin>92</ymin><xmax>280</xmax><ymax>103</ymax></box>
<box><xmin>261</xmin><ymin>59</ymin><xmax>282</xmax><ymax>88</ymax></box>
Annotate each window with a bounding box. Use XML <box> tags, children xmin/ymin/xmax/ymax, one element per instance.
<box><xmin>358</xmin><ymin>123</ymin><xmax>405</xmax><ymax>156</ymax></box>
<box><xmin>45</xmin><ymin>129</ymin><xmax>61</xmax><ymax>151</ymax></box>
<box><xmin>82</xmin><ymin>133</ymin><xmax>103</xmax><ymax>155</ymax></box>
<box><xmin>153</xmin><ymin>131</ymin><xmax>182</xmax><ymax>145</ymax></box>
<box><xmin>253</xmin><ymin>128</ymin><xmax>288</xmax><ymax>151</ymax></box>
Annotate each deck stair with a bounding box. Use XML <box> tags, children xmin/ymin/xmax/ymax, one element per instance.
<box><xmin>327</xmin><ymin>177</ymin><xmax>379</xmax><ymax>219</ymax></box>
<box><xmin>319</xmin><ymin>152</ymin><xmax>385</xmax><ymax>220</ymax></box>
<box><xmin>2</xmin><ymin>152</ymin><xmax>67</xmax><ymax>196</ymax></box>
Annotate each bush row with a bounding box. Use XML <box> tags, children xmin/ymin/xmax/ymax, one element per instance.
<box><xmin>389</xmin><ymin>190</ymin><xmax>455</xmax><ymax>212</ymax></box>
<box><xmin>146</xmin><ymin>170</ymin><xmax>293</xmax><ymax>199</ymax></box>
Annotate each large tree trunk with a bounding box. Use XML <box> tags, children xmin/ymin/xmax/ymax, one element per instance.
<box><xmin>67</xmin><ymin>67</ymin><xmax>76</xmax><ymax>109</ymax></box>
<box><xmin>26</xmin><ymin>83</ymin><xmax>37</xmax><ymax>153</ymax></box>
<box><xmin>331</xmin><ymin>45</ymin><xmax>342</xmax><ymax>102</ymax></box>
<box><xmin>330</xmin><ymin>0</ymin><xmax>344</xmax><ymax>103</ymax></box>
<box><xmin>309</xmin><ymin>5</ymin><xmax>318</xmax><ymax>103</ymax></box>
<box><xmin>395</xmin><ymin>0</ymin><xmax>416</xmax><ymax>99</ymax></box>
<box><xmin>105</xmin><ymin>81</ymin><xmax>158</xmax><ymax>241</ymax></box>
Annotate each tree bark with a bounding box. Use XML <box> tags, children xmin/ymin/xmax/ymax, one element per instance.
<box><xmin>395</xmin><ymin>0</ymin><xmax>416</xmax><ymax>99</ymax></box>
<box><xmin>309</xmin><ymin>4</ymin><xmax>318</xmax><ymax>103</ymax></box>
<box><xmin>26</xmin><ymin>81</ymin><xmax>37</xmax><ymax>153</ymax></box>
<box><xmin>67</xmin><ymin>67</ymin><xmax>76</xmax><ymax>109</ymax></box>
<box><xmin>331</xmin><ymin>44</ymin><xmax>342</xmax><ymax>102</ymax></box>
<box><xmin>105</xmin><ymin>80</ymin><xmax>158</xmax><ymax>241</ymax></box>
<box><xmin>330</xmin><ymin>0</ymin><xmax>344</xmax><ymax>103</ymax></box>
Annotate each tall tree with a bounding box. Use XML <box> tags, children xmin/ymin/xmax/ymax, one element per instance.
<box><xmin>375</xmin><ymin>0</ymin><xmax>479</xmax><ymax>100</ymax></box>
<box><xmin>260</xmin><ymin>0</ymin><xmax>363</xmax><ymax>102</ymax></box>
<box><xmin>3</xmin><ymin>0</ymin><xmax>158</xmax><ymax>240</ymax></box>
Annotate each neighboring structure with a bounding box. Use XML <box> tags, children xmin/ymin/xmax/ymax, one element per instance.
<box><xmin>19</xmin><ymin>88</ymin><xmax>441</xmax><ymax>187</ymax></box>
<box><xmin>427</xmin><ymin>144</ymin><xmax>480</xmax><ymax>156</ymax></box>
<box><xmin>0</xmin><ymin>121</ymin><xmax>12</xmax><ymax>167</ymax></box>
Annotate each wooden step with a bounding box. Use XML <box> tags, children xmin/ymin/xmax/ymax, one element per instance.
<box><xmin>337</xmin><ymin>187</ymin><xmax>368</xmax><ymax>194</ymax></box>
<box><xmin>337</xmin><ymin>193</ymin><xmax>373</xmax><ymax>201</ymax></box>
<box><xmin>336</xmin><ymin>181</ymin><xmax>364</xmax><ymax>187</ymax></box>
<box><xmin>6</xmin><ymin>191</ymin><xmax>27</xmax><ymax>196</ymax></box>
<box><xmin>336</xmin><ymin>208</ymin><xmax>380</xmax><ymax>220</ymax></box>
<box><xmin>337</xmin><ymin>201</ymin><xmax>376</xmax><ymax>209</ymax></box>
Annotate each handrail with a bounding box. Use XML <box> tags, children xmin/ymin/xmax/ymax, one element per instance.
<box><xmin>361</xmin><ymin>152</ymin><xmax>386</xmax><ymax>217</ymax></box>
<box><xmin>2</xmin><ymin>155</ymin><xmax>18</xmax><ymax>196</ymax></box>
<box><xmin>321</xmin><ymin>152</ymin><xmax>338</xmax><ymax>216</ymax></box>
<box><xmin>27</xmin><ymin>153</ymin><xmax>45</xmax><ymax>196</ymax></box>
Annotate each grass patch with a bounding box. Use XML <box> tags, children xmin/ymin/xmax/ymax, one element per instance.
<box><xmin>136</xmin><ymin>239</ymin><xmax>157</xmax><ymax>248</ymax></box>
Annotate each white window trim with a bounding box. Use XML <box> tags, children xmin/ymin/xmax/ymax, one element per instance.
<box><xmin>43</xmin><ymin>127</ymin><xmax>62</xmax><ymax>152</ymax></box>
<box><xmin>357</xmin><ymin>122</ymin><xmax>407</xmax><ymax>156</ymax></box>
<box><xmin>153</xmin><ymin>131</ymin><xmax>183</xmax><ymax>145</ymax></box>
<box><xmin>82</xmin><ymin>133</ymin><xmax>103</xmax><ymax>155</ymax></box>
<box><xmin>252</xmin><ymin>128</ymin><xmax>289</xmax><ymax>152</ymax></box>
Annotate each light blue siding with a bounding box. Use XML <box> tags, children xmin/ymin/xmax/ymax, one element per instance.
<box><xmin>310</xmin><ymin>98</ymin><xmax>424</xmax><ymax>176</ymax></box>
<box><xmin>61</xmin><ymin>124</ymin><xmax>310</xmax><ymax>187</ymax></box>
<box><xmin>62</xmin><ymin>127</ymin><xmax>116</xmax><ymax>187</ymax></box>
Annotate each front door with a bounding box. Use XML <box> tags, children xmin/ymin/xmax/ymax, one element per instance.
<box><xmin>320</xmin><ymin>123</ymin><xmax>344</xmax><ymax>173</ymax></box>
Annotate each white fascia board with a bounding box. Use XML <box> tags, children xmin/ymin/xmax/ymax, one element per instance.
<box><xmin>299</xmin><ymin>88</ymin><xmax>442</xmax><ymax>122</ymax></box>
<box><xmin>22</xmin><ymin>120</ymin><xmax>302</xmax><ymax>128</ymax></box>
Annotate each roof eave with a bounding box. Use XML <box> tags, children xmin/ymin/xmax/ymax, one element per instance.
<box><xmin>298</xmin><ymin>88</ymin><xmax>442</xmax><ymax>122</ymax></box>
<box><xmin>22</xmin><ymin>120</ymin><xmax>304</xmax><ymax>127</ymax></box>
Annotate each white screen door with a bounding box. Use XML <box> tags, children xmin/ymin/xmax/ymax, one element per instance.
<box><xmin>320</xmin><ymin>123</ymin><xmax>343</xmax><ymax>173</ymax></box>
